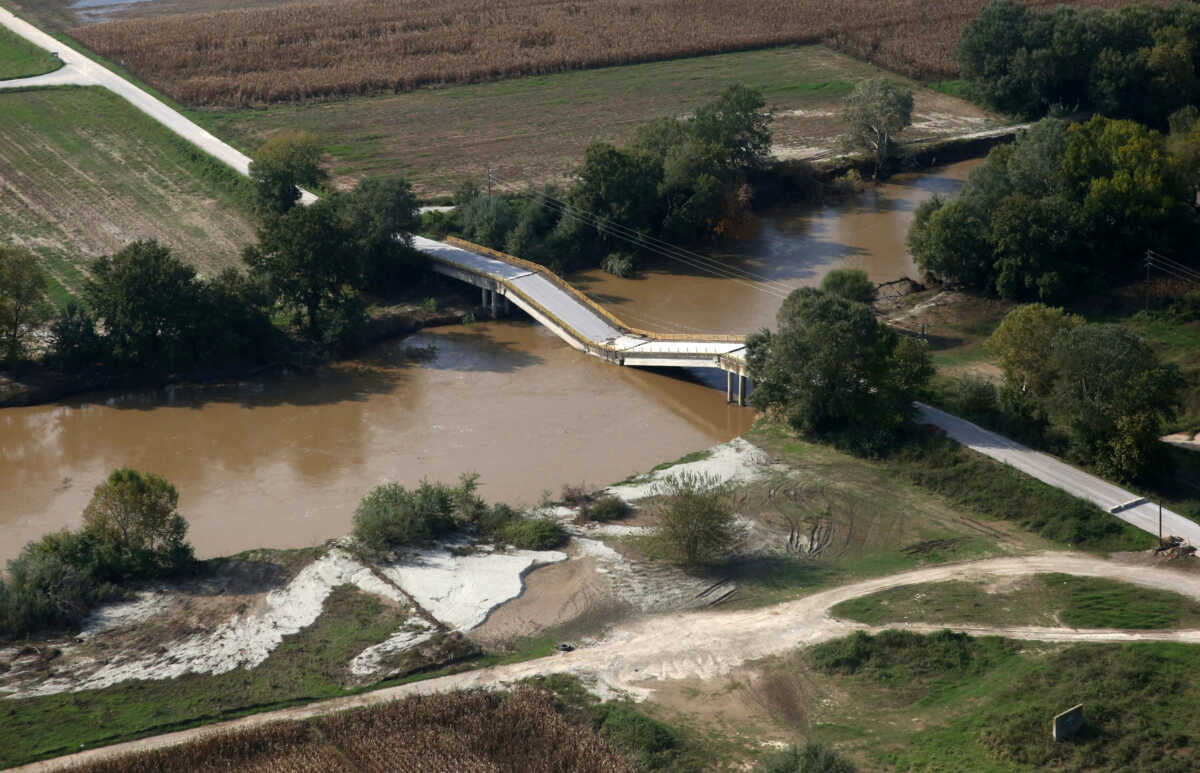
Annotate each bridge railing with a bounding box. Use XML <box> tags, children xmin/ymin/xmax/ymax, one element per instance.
<box><xmin>444</xmin><ymin>236</ymin><xmax>746</xmax><ymax>344</ymax></box>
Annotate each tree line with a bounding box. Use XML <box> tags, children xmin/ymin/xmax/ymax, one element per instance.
<box><xmin>907</xmin><ymin>114</ymin><xmax>1199</xmax><ymax>304</ymax></box>
<box><xmin>433</xmin><ymin>85</ymin><xmax>773</xmax><ymax>276</ymax></box>
<box><xmin>958</xmin><ymin>0</ymin><xmax>1200</xmax><ymax>127</ymax></box>
<box><xmin>1</xmin><ymin>132</ymin><xmax>422</xmax><ymax>376</ymax></box>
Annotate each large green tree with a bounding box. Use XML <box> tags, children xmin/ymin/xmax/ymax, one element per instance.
<box><xmin>746</xmin><ymin>288</ymin><xmax>932</xmax><ymax>454</ymax></box>
<box><xmin>1050</xmin><ymin>324</ymin><xmax>1183</xmax><ymax>480</ymax></box>
<box><xmin>840</xmin><ymin>79</ymin><xmax>914</xmax><ymax>179</ymax></box>
<box><xmin>690</xmin><ymin>84</ymin><xmax>773</xmax><ymax>174</ymax></box>
<box><xmin>248</xmin><ymin>130</ymin><xmax>327</xmax><ymax>216</ymax></box>
<box><xmin>338</xmin><ymin>177</ymin><xmax>422</xmax><ymax>292</ymax></box>
<box><xmin>86</xmin><ymin>240</ymin><xmax>204</xmax><ymax>372</ymax></box>
<box><xmin>82</xmin><ymin>468</ymin><xmax>193</xmax><ymax>577</ymax></box>
<box><xmin>244</xmin><ymin>199</ymin><xmax>362</xmax><ymax>339</ymax></box>
<box><xmin>988</xmin><ymin>304</ymin><xmax>1083</xmax><ymax>399</ymax></box>
<box><xmin>0</xmin><ymin>245</ymin><xmax>51</xmax><ymax>364</ymax></box>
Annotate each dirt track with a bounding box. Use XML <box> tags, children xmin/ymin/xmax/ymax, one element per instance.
<box><xmin>17</xmin><ymin>551</ymin><xmax>1200</xmax><ymax>772</ymax></box>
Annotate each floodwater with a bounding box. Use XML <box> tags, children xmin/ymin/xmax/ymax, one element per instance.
<box><xmin>0</xmin><ymin>160</ymin><xmax>977</xmax><ymax>564</ymax></box>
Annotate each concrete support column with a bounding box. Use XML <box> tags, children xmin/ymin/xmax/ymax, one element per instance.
<box><xmin>737</xmin><ymin>374</ymin><xmax>745</xmax><ymax>406</ymax></box>
<box><xmin>490</xmin><ymin>289</ymin><xmax>498</xmax><ymax>318</ymax></box>
<box><xmin>481</xmin><ymin>287</ymin><xmax>488</xmax><ymax>307</ymax></box>
<box><xmin>726</xmin><ymin>370</ymin><xmax>733</xmax><ymax>403</ymax></box>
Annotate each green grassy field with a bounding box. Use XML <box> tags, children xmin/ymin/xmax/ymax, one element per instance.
<box><xmin>0</xmin><ymin>26</ymin><xmax>60</xmax><ymax>80</ymax></box>
<box><xmin>832</xmin><ymin>573</ymin><xmax>1200</xmax><ymax>629</ymax></box>
<box><xmin>790</xmin><ymin>632</ymin><xmax>1200</xmax><ymax>771</ymax></box>
<box><xmin>194</xmin><ymin>45</ymin><xmax>999</xmax><ymax>197</ymax></box>
<box><xmin>0</xmin><ymin>86</ymin><xmax>257</xmax><ymax>304</ymax></box>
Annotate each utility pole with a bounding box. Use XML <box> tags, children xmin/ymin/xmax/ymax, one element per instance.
<box><xmin>1145</xmin><ymin>250</ymin><xmax>1152</xmax><ymax>311</ymax></box>
<box><xmin>487</xmin><ymin>167</ymin><xmax>493</xmax><ymax>202</ymax></box>
<box><xmin>1160</xmin><ymin>502</ymin><xmax>1163</xmax><ymax>544</ymax></box>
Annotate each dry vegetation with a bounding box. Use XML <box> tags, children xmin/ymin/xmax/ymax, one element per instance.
<box><xmin>70</xmin><ymin>689</ymin><xmax>636</xmax><ymax>772</ymax></box>
<box><xmin>72</xmin><ymin>0</ymin><xmax>1140</xmax><ymax>107</ymax></box>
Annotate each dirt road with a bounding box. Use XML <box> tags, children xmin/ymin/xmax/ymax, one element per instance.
<box><xmin>16</xmin><ymin>551</ymin><xmax>1200</xmax><ymax>772</ymax></box>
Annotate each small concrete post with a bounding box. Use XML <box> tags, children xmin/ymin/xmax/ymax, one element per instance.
<box><xmin>726</xmin><ymin>371</ymin><xmax>733</xmax><ymax>403</ymax></box>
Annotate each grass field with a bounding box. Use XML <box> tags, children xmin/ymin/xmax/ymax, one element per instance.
<box><xmin>831</xmin><ymin>573</ymin><xmax>1200</xmax><ymax>629</ymax></box>
<box><xmin>0</xmin><ymin>86</ymin><xmax>257</xmax><ymax>304</ymax></box>
<box><xmin>57</xmin><ymin>0</ymin><xmax>1141</xmax><ymax>107</ymax></box>
<box><xmin>788</xmin><ymin>632</ymin><xmax>1200</xmax><ymax>771</ymax></box>
<box><xmin>0</xmin><ymin>26</ymin><xmax>60</xmax><ymax>80</ymax></box>
<box><xmin>197</xmin><ymin>45</ymin><xmax>999</xmax><ymax>197</ymax></box>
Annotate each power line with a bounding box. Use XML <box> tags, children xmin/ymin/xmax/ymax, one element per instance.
<box><xmin>486</xmin><ymin>171</ymin><xmax>796</xmax><ymax>299</ymax></box>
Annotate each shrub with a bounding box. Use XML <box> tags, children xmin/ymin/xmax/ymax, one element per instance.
<box><xmin>82</xmin><ymin>468</ymin><xmax>193</xmax><ymax>578</ymax></box>
<box><xmin>595</xmin><ymin>703</ymin><xmax>680</xmax><ymax>769</ymax></box>
<box><xmin>820</xmin><ymin>268</ymin><xmax>876</xmax><ymax>305</ymax></box>
<box><xmin>651</xmin><ymin>471</ymin><xmax>743</xmax><ymax>567</ymax></box>
<box><xmin>756</xmin><ymin>742</ymin><xmax>858</xmax><ymax>773</ymax></box>
<box><xmin>352</xmin><ymin>480</ymin><xmax>461</xmax><ymax>556</ymax></box>
<box><xmin>601</xmin><ymin>252</ymin><xmax>635</xmax><ymax>278</ymax></box>
<box><xmin>498</xmin><ymin>517</ymin><xmax>568</xmax><ymax>550</ymax></box>
<box><xmin>580</xmin><ymin>495</ymin><xmax>630</xmax><ymax>522</ymax></box>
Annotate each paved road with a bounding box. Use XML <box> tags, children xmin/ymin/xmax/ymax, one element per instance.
<box><xmin>0</xmin><ymin>6</ymin><xmax>317</xmax><ymax>203</ymax></box>
<box><xmin>918</xmin><ymin>403</ymin><xmax>1200</xmax><ymax>544</ymax></box>
<box><xmin>14</xmin><ymin>551</ymin><xmax>1200</xmax><ymax>772</ymax></box>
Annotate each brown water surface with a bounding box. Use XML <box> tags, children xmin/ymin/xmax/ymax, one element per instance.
<box><xmin>0</xmin><ymin>160</ymin><xmax>976</xmax><ymax>564</ymax></box>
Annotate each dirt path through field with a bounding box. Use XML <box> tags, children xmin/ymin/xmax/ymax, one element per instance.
<box><xmin>18</xmin><ymin>551</ymin><xmax>1200</xmax><ymax>772</ymax></box>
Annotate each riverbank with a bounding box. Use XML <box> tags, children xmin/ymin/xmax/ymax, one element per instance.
<box><xmin>0</xmin><ymin>287</ymin><xmax>479</xmax><ymax>409</ymax></box>
<box><xmin>3</xmin><ymin>423</ymin><xmax>1194</xmax><ymax>769</ymax></box>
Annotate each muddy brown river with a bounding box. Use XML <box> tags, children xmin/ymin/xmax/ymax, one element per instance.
<box><xmin>0</xmin><ymin>161</ymin><xmax>977</xmax><ymax>563</ymax></box>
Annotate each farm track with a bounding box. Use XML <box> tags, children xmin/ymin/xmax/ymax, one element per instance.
<box><xmin>15</xmin><ymin>551</ymin><xmax>1200</xmax><ymax>772</ymax></box>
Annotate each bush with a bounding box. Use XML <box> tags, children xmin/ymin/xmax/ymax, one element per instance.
<box><xmin>352</xmin><ymin>480</ymin><xmax>462</xmax><ymax>556</ymax></box>
<box><xmin>0</xmin><ymin>532</ymin><xmax>117</xmax><ymax>638</ymax></box>
<box><xmin>756</xmin><ymin>742</ymin><xmax>858</xmax><ymax>773</ymax></box>
<box><xmin>601</xmin><ymin>252</ymin><xmax>635</xmax><ymax>278</ymax></box>
<box><xmin>580</xmin><ymin>495</ymin><xmax>630</xmax><ymax>523</ymax></box>
<box><xmin>819</xmin><ymin>269</ymin><xmax>876</xmax><ymax>304</ymax></box>
<box><xmin>595</xmin><ymin>703</ymin><xmax>680</xmax><ymax>770</ymax></box>
<box><xmin>82</xmin><ymin>468</ymin><xmax>193</xmax><ymax>578</ymax></box>
<box><xmin>497</xmin><ymin>518</ymin><xmax>568</xmax><ymax>550</ymax></box>
<box><xmin>651</xmin><ymin>472</ymin><xmax>743</xmax><ymax>567</ymax></box>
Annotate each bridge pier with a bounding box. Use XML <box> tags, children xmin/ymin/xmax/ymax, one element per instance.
<box><xmin>726</xmin><ymin>372</ymin><xmax>751</xmax><ymax>406</ymax></box>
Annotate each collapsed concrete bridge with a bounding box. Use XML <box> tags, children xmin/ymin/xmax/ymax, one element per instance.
<box><xmin>418</xmin><ymin>235</ymin><xmax>754</xmax><ymax>404</ymax></box>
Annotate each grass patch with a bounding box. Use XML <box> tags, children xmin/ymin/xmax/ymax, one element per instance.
<box><xmin>795</xmin><ymin>631</ymin><xmax>1200</xmax><ymax>771</ymax></box>
<box><xmin>0</xmin><ymin>585</ymin><xmax>436</xmax><ymax>768</ymax></box>
<box><xmin>0</xmin><ymin>86</ymin><xmax>256</xmax><ymax>296</ymax></box>
<box><xmin>888</xmin><ymin>433</ymin><xmax>1154</xmax><ymax>552</ymax></box>
<box><xmin>832</xmin><ymin>573</ymin><xmax>1200</xmax><ymax>629</ymax></box>
<box><xmin>0</xmin><ymin>27</ymin><xmax>60</xmax><ymax>80</ymax></box>
<box><xmin>929</xmin><ymin>79</ymin><xmax>972</xmax><ymax>99</ymax></box>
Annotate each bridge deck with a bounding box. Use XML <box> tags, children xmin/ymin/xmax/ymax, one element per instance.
<box><xmin>413</xmin><ymin>236</ymin><xmax>748</xmax><ymax>375</ymax></box>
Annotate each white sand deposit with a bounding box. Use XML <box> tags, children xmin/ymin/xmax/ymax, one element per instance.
<box><xmin>348</xmin><ymin>617</ymin><xmax>437</xmax><ymax>677</ymax></box>
<box><xmin>606</xmin><ymin>438</ymin><xmax>769</xmax><ymax>501</ymax></box>
<box><xmin>377</xmin><ymin>548</ymin><xmax>567</xmax><ymax>632</ymax></box>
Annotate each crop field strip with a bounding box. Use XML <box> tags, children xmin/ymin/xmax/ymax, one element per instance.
<box><xmin>0</xmin><ymin>87</ymin><xmax>257</xmax><ymax>302</ymax></box>
<box><xmin>71</xmin><ymin>0</ymin><xmax>1143</xmax><ymax>107</ymax></box>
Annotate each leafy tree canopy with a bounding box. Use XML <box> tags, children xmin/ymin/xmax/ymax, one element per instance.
<box><xmin>840</xmin><ymin>79</ymin><xmax>914</xmax><ymax>178</ymax></box>
<box><xmin>0</xmin><ymin>245</ymin><xmax>51</xmax><ymax>364</ymax></box>
<box><xmin>746</xmin><ymin>287</ymin><xmax>932</xmax><ymax>454</ymax></box>
<box><xmin>248</xmin><ymin>129</ymin><xmax>327</xmax><ymax>216</ymax></box>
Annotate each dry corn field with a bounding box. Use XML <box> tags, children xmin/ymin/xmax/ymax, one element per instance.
<box><xmin>69</xmin><ymin>689</ymin><xmax>637</xmax><ymax>772</ymax></box>
<box><xmin>72</xmin><ymin>0</ymin><xmax>1141</xmax><ymax>107</ymax></box>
